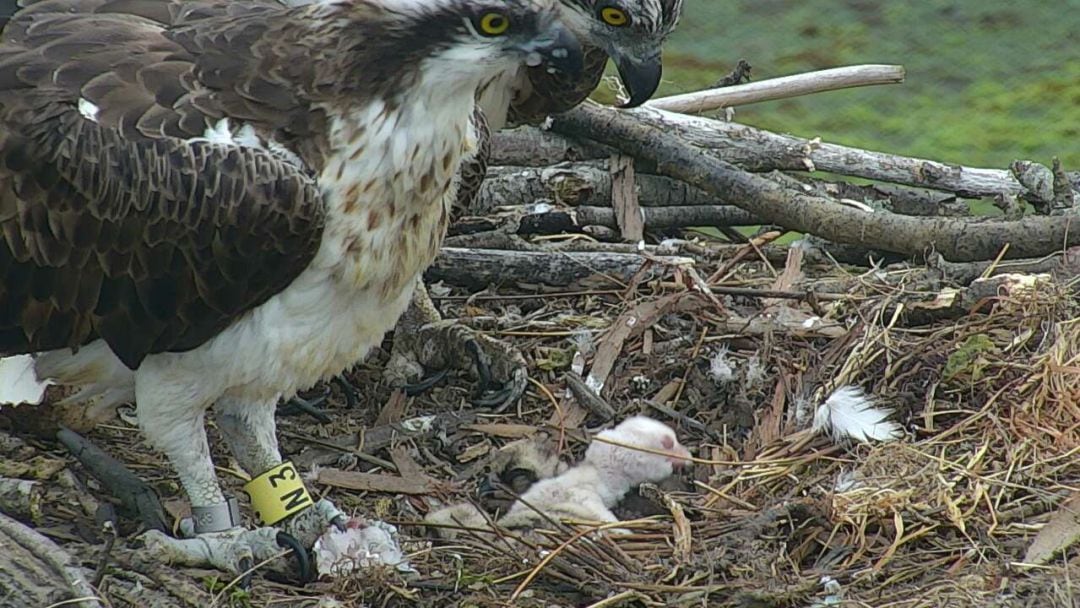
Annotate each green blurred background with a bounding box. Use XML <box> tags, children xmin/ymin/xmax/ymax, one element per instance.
<box><xmin>600</xmin><ymin>0</ymin><xmax>1079</xmax><ymax>169</ymax></box>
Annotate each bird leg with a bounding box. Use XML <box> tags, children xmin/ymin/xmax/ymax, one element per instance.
<box><xmin>215</xmin><ymin>396</ymin><xmax>345</xmax><ymax>544</ymax></box>
<box><xmin>138</xmin><ymin>392</ymin><xmax>340</xmax><ymax>579</ymax></box>
<box><xmin>384</xmin><ymin>279</ymin><xmax>528</xmax><ymax>411</ymax></box>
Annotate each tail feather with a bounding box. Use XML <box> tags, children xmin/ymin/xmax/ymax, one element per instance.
<box><xmin>0</xmin><ymin>354</ymin><xmax>50</xmax><ymax>405</ymax></box>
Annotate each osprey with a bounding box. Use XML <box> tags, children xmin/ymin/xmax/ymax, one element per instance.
<box><xmin>0</xmin><ymin>0</ymin><xmax>582</xmax><ymax>574</ymax></box>
<box><xmin>388</xmin><ymin>0</ymin><xmax>684</xmax><ymax>402</ymax></box>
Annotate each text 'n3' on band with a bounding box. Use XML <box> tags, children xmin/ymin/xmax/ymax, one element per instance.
<box><xmin>244</xmin><ymin>461</ymin><xmax>314</xmax><ymax>526</ymax></box>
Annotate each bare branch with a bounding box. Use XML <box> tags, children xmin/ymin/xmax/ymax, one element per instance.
<box><xmin>649</xmin><ymin>64</ymin><xmax>906</xmax><ymax>115</ymax></box>
<box><xmin>552</xmin><ymin>103</ymin><xmax>1080</xmax><ymax>262</ymax></box>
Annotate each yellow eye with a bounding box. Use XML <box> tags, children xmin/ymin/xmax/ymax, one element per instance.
<box><xmin>478</xmin><ymin>12</ymin><xmax>510</xmax><ymax>36</ymax></box>
<box><xmin>600</xmin><ymin>6</ymin><xmax>629</xmax><ymax>27</ymax></box>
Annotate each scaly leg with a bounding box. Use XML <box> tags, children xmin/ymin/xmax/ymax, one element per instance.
<box><xmin>215</xmin><ymin>396</ymin><xmax>345</xmax><ymax>545</ymax></box>
<box><xmin>135</xmin><ymin>372</ymin><xmax>337</xmax><ymax>577</ymax></box>
<box><xmin>384</xmin><ymin>279</ymin><xmax>528</xmax><ymax>411</ymax></box>
<box><xmin>132</xmin><ymin>372</ymin><xmax>275</xmax><ymax>573</ymax></box>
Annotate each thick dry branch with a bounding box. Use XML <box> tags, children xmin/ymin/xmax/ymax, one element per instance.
<box><xmin>770</xmin><ymin>173</ymin><xmax>971</xmax><ymax>217</ymax></box>
<box><xmin>426</xmin><ymin>247</ymin><xmax>691</xmax><ymax>288</ymax></box>
<box><xmin>475</xmin><ymin>163</ymin><xmax>726</xmax><ymax>214</ymax></box>
<box><xmin>552</xmin><ymin>103</ymin><xmax>1080</xmax><ymax>262</ymax></box>
<box><xmin>505</xmin><ymin>108</ymin><xmax>1078</xmax><ymax>203</ymax></box>
<box><xmin>474</xmin><ymin>162</ymin><xmax>965</xmax><ymax>221</ymax></box>
<box><xmin>490</xmin><ymin>128</ymin><xmax>611</xmax><ymax>167</ymax></box>
<box><xmin>0</xmin><ymin>476</ymin><xmax>44</xmax><ymax>522</ymax></box>
<box><xmin>0</xmin><ymin>512</ymin><xmax>99</xmax><ymax>608</ymax></box>
<box><xmin>515</xmin><ymin>206</ymin><xmax>760</xmax><ymax>235</ymax></box>
<box><xmin>649</xmin><ymin>64</ymin><xmax>906</xmax><ymax>115</ymax></box>
<box><xmin>626</xmin><ymin>107</ymin><xmax>1079</xmax><ymax>202</ymax></box>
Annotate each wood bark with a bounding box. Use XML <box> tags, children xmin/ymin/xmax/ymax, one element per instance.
<box><xmin>0</xmin><ymin>512</ymin><xmax>100</xmax><ymax>608</ymax></box>
<box><xmin>425</xmin><ymin>247</ymin><xmax>693</xmax><ymax>288</ymax></box>
<box><xmin>0</xmin><ymin>476</ymin><xmax>44</xmax><ymax>523</ymax></box>
<box><xmin>492</xmin><ymin>111</ymin><xmax>1080</xmax><ymax>206</ymax></box>
<box><xmin>489</xmin><ymin>127</ymin><xmax>611</xmax><ymax>167</ymax></box>
<box><xmin>648</xmin><ymin>64</ymin><xmax>907</xmax><ymax>115</ymax></box>
<box><xmin>474</xmin><ymin>162</ymin><xmax>741</xmax><ymax>215</ymax></box>
<box><xmin>550</xmin><ymin>103</ymin><xmax>1080</xmax><ymax>262</ymax></box>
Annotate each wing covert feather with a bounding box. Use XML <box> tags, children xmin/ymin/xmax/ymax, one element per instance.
<box><xmin>0</xmin><ymin>103</ymin><xmax>325</xmax><ymax>368</ymax></box>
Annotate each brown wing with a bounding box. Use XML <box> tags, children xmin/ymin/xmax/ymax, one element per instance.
<box><xmin>0</xmin><ymin>6</ymin><xmax>325</xmax><ymax>368</ymax></box>
<box><xmin>0</xmin><ymin>2</ymin><xmax>327</xmax><ymax>156</ymax></box>
<box><xmin>506</xmin><ymin>45</ymin><xmax>609</xmax><ymax>127</ymax></box>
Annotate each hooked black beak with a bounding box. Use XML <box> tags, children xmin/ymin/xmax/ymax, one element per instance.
<box><xmin>614</xmin><ymin>53</ymin><xmax>663</xmax><ymax>108</ymax></box>
<box><xmin>520</xmin><ymin>22</ymin><xmax>585</xmax><ymax>79</ymax></box>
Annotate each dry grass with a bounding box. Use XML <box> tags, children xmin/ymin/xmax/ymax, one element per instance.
<box><xmin>5</xmin><ymin>250</ymin><xmax>1080</xmax><ymax>607</ymax></box>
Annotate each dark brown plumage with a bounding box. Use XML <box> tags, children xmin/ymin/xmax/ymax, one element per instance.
<box><xmin>0</xmin><ymin>4</ymin><xmax>333</xmax><ymax>367</ymax></box>
<box><xmin>0</xmin><ymin>0</ymin><xmax>585</xmax><ymax>577</ymax></box>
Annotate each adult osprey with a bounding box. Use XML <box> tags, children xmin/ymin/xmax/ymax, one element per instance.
<box><xmin>388</xmin><ymin>0</ymin><xmax>684</xmax><ymax>403</ymax></box>
<box><xmin>0</xmin><ymin>0</ymin><xmax>582</xmax><ymax>573</ymax></box>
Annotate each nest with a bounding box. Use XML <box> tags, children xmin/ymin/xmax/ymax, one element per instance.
<box><xmin>3</xmin><ymin>252</ymin><xmax>1079</xmax><ymax>608</ymax></box>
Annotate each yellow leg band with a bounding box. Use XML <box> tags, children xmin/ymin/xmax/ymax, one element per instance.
<box><xmin>243</xmin><ymin>461</ymin><xmax>314</xmax><ymax>526</ymax></box>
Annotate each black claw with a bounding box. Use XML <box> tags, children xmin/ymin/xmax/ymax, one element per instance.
<box><xmin>332</xmin><ymin>376</ymin><xmax>360</xmax><ymax>409</ymax></box>
<box><xmin>276</xmin><ymin>531</ymin><xmax>316</xmax><ymax>584</ymax></box>
<box><xmin>472</xmin><ymin>386</ymin><xmax>517</xmax><ymax>411</ymax></box>
<box><xmin>331</xmin><ymin>515</ymin><xmax>348</xmax><ymax>532</ymax></box>
<box><xmin>466</xmin><ymin>339</ymin><xmax>495</xmax><ymax>394</ymax></box>
<box><xmin>403</xmin><ymin>368</ymin><xmax>450</xmax><ymax>396</ymax></box>
<box><xmin>279</xmin><ymin>387</ymin><xmax>333</xmax><ymax>423</ymax></box>
<box><xmin>237</xmin><ymin>556</ymin><xmax>254</xmax><ymax>589</ymax></box>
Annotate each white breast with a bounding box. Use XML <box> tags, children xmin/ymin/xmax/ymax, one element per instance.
<box><xmin>187</xmin><ymin>92</ymin><xmax>474</xmax><ymax>402</ymax></box>
<box><xmin>20</xmin><ymin>88</ymin><xmax>477</xmax><ymax>409</ymax></box>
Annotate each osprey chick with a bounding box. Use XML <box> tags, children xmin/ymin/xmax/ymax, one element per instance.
<box><xmin>0</xmin><ymin>0</ymin><xmax>582</xmax><ymax>575</ymax></box>
<box><xmin>499</xmin><ymin>415</ymin><xmax>691</xmax><ymax>528</ymax></box>
<box><xmin>425</xmin><ymin>416</ymin><xmax>691</xmax><ymax>536</ymax></box>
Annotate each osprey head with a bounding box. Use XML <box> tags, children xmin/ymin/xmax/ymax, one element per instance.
<box><xmin>560</xmin><ymin>0</ymin><xmax>683</xmax><ymax>107</ymax></box>
<box><xmin>370</xmin><ymin>0</ymin><xmax>585</xmax><ymax>86</ymax></box>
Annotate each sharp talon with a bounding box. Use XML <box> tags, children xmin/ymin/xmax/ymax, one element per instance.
<box><xmin>403</xmin><ymin>368</ymin><xmax>449</xmax><ymax>396</ymax></box>
<box><xmin>472</xmin><ymin>385</ymin><xmax>516</xmax><ymax>411</ymax></box>
<box><xmin>276</xmin><ymin>531</ymin><xmax>315</xmax><ymax>584</ymax></box>
<box><xmin>238</xmin><ymin>556</ymin><xmax>254</xmax><ymax>590</ymax></box>
<box><xmin>465</xmin><ymin>339</ymin><xmax>495</xmax><ymax>393</ymax></box>
<box><xmin>279</xmin><ymin>387</ymin><xmax>332</xmax><ymax>423</ymax></box>
<box><xmin>332</xmin><ymin>376</ymin><xmax>360</xmax><ymax>409</ymax></box>
<box><xmin>331</xmin><ymin>515</ymin><xmax>348</xmax><ymax>532</ymax></box>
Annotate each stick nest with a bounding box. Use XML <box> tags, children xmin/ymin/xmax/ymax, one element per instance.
<box><xmin>5</xmin><ymin>252</ymin><xmax>1079</xmax><ymax>608</ymax></box>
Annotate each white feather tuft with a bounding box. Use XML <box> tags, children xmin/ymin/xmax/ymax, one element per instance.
<box><xmin>0</xmin><ymin>355</ymin><xmax>50</xmax><ymax>406</ymax></box>
<box><xmin>708</xmin><ymin>346</ymin><xmax>735</xmax><ymax>384</ymax></box>
<box><xmin>77</xmin><ymin>98</ymin><xmax>100</xmax><ymax>123</ymax></box>
<box><xmin>812</xmin><ymin>385</ymin><xmax>903</xmax><ymax>444</ymax></box>
<box><xmin>196</xmin><ymin>118</ymin><xmax>236</xmax><ymax>145</ymax></box>
<box><xmin>744</xmin><ymin>354</ymin><xmax>766</xmax><ymax>388</ymax></box>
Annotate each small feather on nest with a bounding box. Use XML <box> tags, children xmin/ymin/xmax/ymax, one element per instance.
<box><xmin>812</xmin><ymin>385</ymin><xmax>903</xmax><ymax>444</ymax></box>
